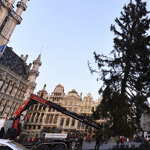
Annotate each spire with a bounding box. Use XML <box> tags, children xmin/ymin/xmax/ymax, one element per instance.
<box><xmin>36</xmin><ymin>54</ymin><xmax>41</xmax><ymax>63</ymax></box>
<box><xmin>42</xmin><ymin>84</ymin><xmax>46</xmax><ymax>91</ymax></box>
<box><xmin>32</xmin><ymin>54</ymin><xmax>42</xmax><ymax>68</ymax></box>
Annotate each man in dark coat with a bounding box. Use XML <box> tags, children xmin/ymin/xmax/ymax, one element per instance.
<box><xmin>95</xmin><ymin>134</ymin><xmax>100</xmax><ymax>150</ymax></box>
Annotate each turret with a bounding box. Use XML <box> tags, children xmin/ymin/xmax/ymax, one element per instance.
<box><xmin>28</xmin><ymin>54</ymin><xmax>42</xmax><ymax>83</ymax></box>
<box><xmin>20</xmin><ymin>54</ymin><xmax>28</xmax><ymax>63</ymax></box>
<box><xmin>16</xmin><ymin>0</ymin><xmax>28</xmax><ymax>16</ymax></box>
<box><xmin>0</xmin><ymin>0</ymin><xmax>30</xmax><ymax>46</ymax></box>
<box><xmin>37</xmin><ymin>84</ymin><xmax>48</xmax><ymax>99</ymax></box>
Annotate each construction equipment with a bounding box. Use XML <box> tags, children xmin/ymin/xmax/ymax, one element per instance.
<box><xmin>0</xmin><ymin>94</ymin><xmax>101</xmax><ymax>150</ymax></box>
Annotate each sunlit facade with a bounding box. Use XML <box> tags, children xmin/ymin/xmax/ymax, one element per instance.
<box><xmin>23</xmin><ymin>84</ymin><xmax>102</xmax><ymax>139</ymax></box>
<box><xmin>0</xmin><ymin>47</ymin><xmax>41</xmax><ymax>118</ymax></box>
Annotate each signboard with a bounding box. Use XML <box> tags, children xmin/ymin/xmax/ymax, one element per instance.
<box><xmin>45</xmin><ymin>133</ymin><xmax>67</xmax><ymax>139</ymax></box>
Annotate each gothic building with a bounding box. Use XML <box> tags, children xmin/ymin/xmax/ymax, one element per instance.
<box><xmin>0</xmin><ymin>0</ymin><xmax>30</xmax><ymax>46</ymax></box>
<box><xmin>23</xmin><ymin>84</ymin><xmax>103</xmax><ymax>139</ymax></box>
<box><xmin>0</xmin><ymin>0</ymin><xmax>41</xmax><ymax>119</ymax></box>
<box><xmin>0</xmin><ymin>46</ymin><xmax>41</xmax><ymax>118</ymax></box>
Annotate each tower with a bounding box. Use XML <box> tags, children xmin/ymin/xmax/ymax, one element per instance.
<box><xmin>0</xmin><ymin>0</ymin><xmax>29</xmax><ymax>45</ymax></box>
<box><xmin>24</xmin><ymin>54</ymin><xmax>42</xmax><ymax>100</ymax></box>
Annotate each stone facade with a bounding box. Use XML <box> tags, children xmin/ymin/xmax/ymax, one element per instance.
<box><xmin>23</xmin><ymin>84</ymin><xmax>102</xmax><ymax>139</ymax></box>
<box><xmin>0</xmin><ymin>0</ymin><xmax>30</xmax><ymax>46</ymax></box>
<box><xmin>0</xmin><ymin>46</ymin><xmax>41</xmax><ymax>118</ymax></box>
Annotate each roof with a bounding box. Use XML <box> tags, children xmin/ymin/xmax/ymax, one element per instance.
<box><xmin>0</xmin><ymin>139</ymin><xmax>11</xmax><ymax>143</ymax></box>
<box><xmin>0</xmin><ymin>46</ymin><xmax>29</xmax><ymax>79</ymax></box>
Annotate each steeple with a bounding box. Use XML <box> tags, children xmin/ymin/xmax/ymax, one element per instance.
<box><xmin>28</xmin><ymin>54</ymin><xmax>42</xmax><ymax>83</ymax></box>
<box><xmin>0</xmin><ymin>0</ymin><xmax>30</xmax><ymax>46</ymax></box>
<box><xmin>32</xmin><ymin>54</ymin><xmax>42</xmax><ymax>72</ymax></box>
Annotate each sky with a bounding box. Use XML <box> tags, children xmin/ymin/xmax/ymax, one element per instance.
<box><xmin>9</xmin><ymin>0</ymin><xmax>150</xmax><ymax>101</ymax></box>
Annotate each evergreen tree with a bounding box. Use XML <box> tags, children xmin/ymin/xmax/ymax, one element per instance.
<box><xmin>91</xmin><ymin>0</ymin><xmax>150</xmax><ymax>138</ymax></box>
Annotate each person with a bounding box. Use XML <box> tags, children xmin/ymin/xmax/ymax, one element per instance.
<box><xmin>116</xmin><ymin>136</ymin><xmax>120</xmax><ymax>147</ymax></box>
<box><xmin>74</xmin><ymin>136</ymin><xmax>83</xmax><ymax>150</ymax></box>
<box><xmin>32</xmin><ymin>134</ymin><xmax>38</xmax><ymax>143</ymax></box>
<box><xmin>95</xmin><ymin>134</ymin><xmax>100</xmax><ymax>150</ymax></box>
<box><xmin>120</xmin><ymin>137</ymin><xmax>124</xmax><ymax>147</ymax></box>
<box><xmin>27</xmin><ymin>137</ymin><xmax>30</xmax><ymax>142</ymax></box>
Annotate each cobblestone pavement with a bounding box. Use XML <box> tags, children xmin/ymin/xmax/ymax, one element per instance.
<box><xmin>73</xmin><ymin>141</ymin><xmax>142</xmax><ymax>150</ymax></box>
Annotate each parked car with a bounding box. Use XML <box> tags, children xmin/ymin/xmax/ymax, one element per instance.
<box><xmin>0</xmin><ymin>139</ymin><xmax>28</xmax><ymax>150</ymax></box>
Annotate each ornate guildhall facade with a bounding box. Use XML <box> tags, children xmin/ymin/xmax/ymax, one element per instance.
<box><xmin>23</xmin><ymin>84</ymin><xmax>102</xmax><ymax>138</ymax></box>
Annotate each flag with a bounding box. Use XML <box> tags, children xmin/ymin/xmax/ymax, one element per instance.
<box><xmin>0</xmin><ymin>44</ymin><xmax>6</xmax><ymax>53</ymax></box>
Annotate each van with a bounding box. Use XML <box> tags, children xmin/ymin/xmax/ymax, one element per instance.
<box><xmin>144</xmin><ymin>132</ymin><xmax>150</xmax><ymax>141</ymax></box>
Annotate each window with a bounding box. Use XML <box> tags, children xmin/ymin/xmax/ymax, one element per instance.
<box><xmin>43</xmin><ymin>106</ymin><xmax>47</xmax><ymax>110</ymax></box>
<box><xmin>66</xmin><ymin>118</ymin><xmax>70</xmax><ymax>126</ymax></box>
<box><xmin>45</xmin><ymin>114</ymin><xmax>50</xmax><ymax>123</ymax></box>
<box><xmin>39</xmin><ymin>104</ymin><xmax>42</xmax><ymax>110</ymax></box>
<box><xmin>8</xmin><ymin>141</ymin><xmax>27</xmax><ymax>150</ymax></box>
<box><xmin>60</xmin><ymin>118</ymin><xmax>64</xmax><ymax>126</ymax></box>
<box><xmin>49</xmin><ymin>115</ymin><xmax>53</xmax><ymax>123</ymax></box>
<box><xmin>81</xmin><ymin>123</ymin><xmax>85</xmax><ymax>129</ymax></box>
<box><xmin>31</xmin><ymin>113</ymin><xmax>35</xmax><ymax>122</ymax></box>
<box><xmin>0</xmin><ymin>144</ymin><xmax>12</xmax><ymax>150</ymax></box>
<box><xmin>40</xmin><ymin>113</ymin><xmax>44</xmax><ymax>122</ymax></box>
<box><xmin>68</xmin><ymin>107</ymin><xmax>72</xmax><ymax>111</ymax></box>
<box><xmin>54</xmin><ymin>115</ymin><xmax>58</xmax><ymax>124</ymax></box>
<box><xmin>77</xmin><ymin>121</ymin><xmax>81</xmax><ymax>129</ymax></box>
<box><xmin>71</xmin><ymin>119</ymin><xmax>75</xmax><ymax>126</ymax></box>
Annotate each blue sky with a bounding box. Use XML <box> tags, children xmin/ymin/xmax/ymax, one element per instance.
<box><xmin>9</xmin><ymin>0</ymin><xmax>150</xmax><ymax>100</ymax></box>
